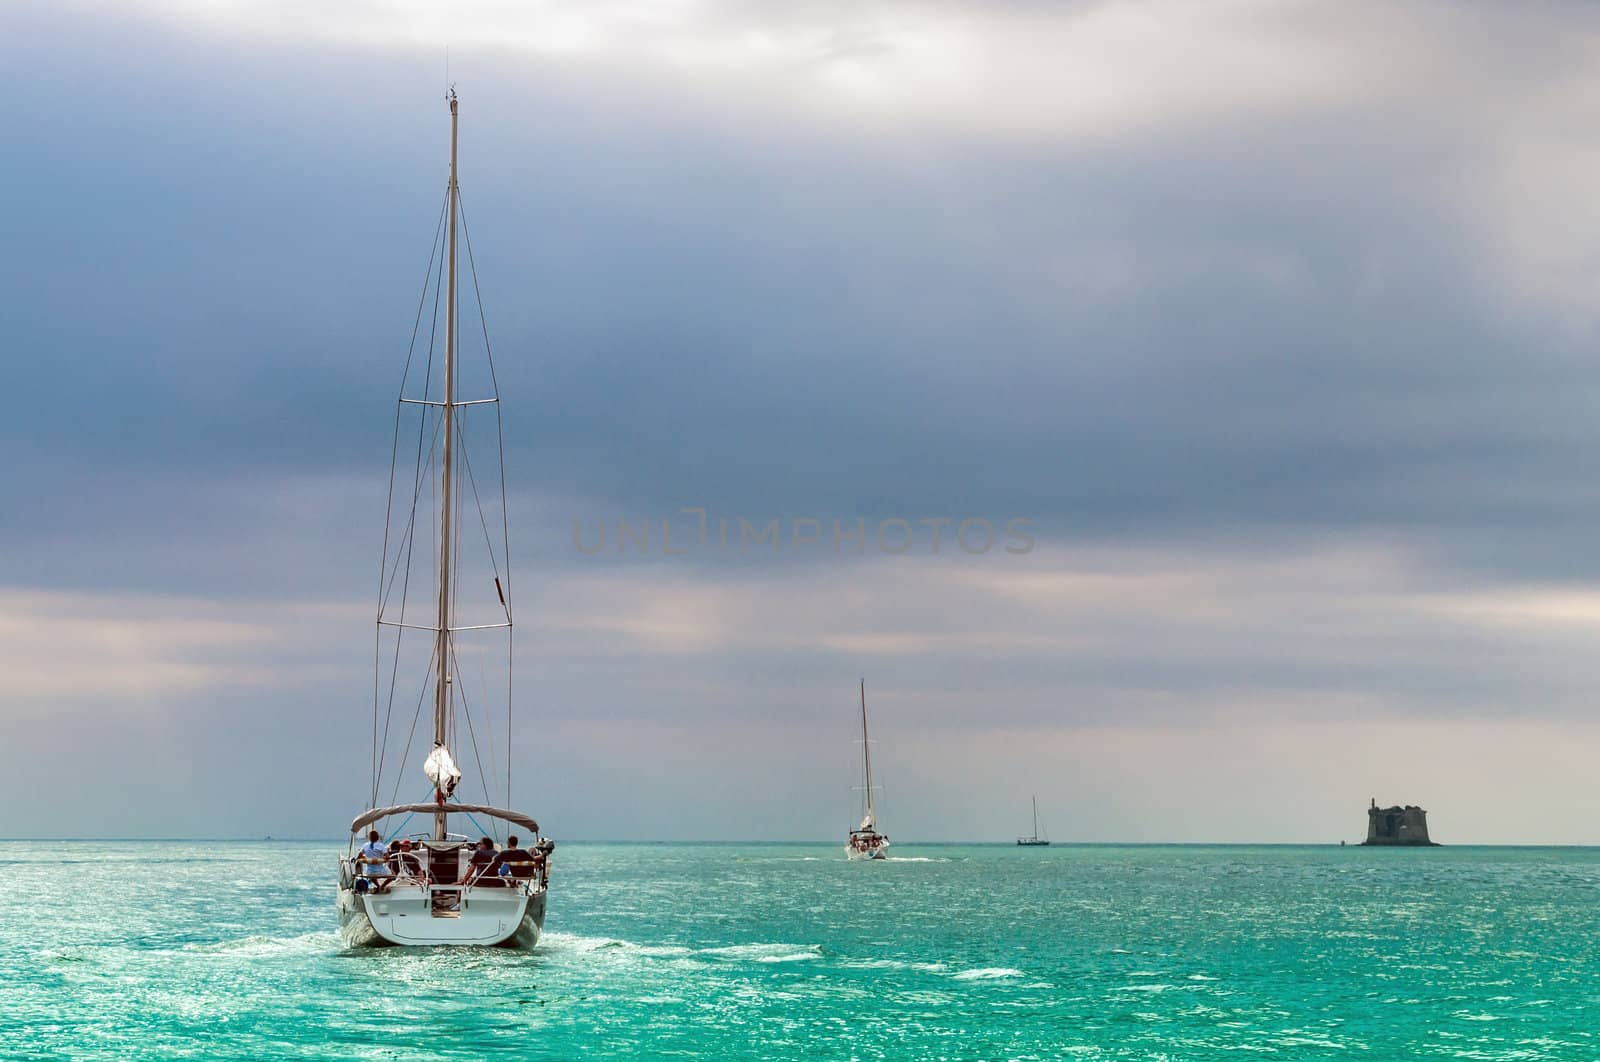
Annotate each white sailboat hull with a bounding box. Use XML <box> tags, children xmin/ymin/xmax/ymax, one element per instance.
<box><xmin>337</xmin><ymin>884</ymin><xmax>546</xmax><ymax>949</ymax></box>
<box><xmin>844</xmin><ymin>837</ymin><xmax>890</xmax><ymax>860</ymax></box>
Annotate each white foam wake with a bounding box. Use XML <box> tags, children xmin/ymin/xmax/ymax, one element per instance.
<box><xmin>951</xmin><ymin>967</ymin><xmax>1023</xmax><ymax>981</ymax></box>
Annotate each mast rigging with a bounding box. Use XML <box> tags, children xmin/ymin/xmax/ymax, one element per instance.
<box><xmin>433</xmin><ymin>89</ymin><xmax>460</xmax><ymax>841</ymax></box>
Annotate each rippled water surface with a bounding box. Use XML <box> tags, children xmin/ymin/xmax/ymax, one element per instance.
<box><xmin>3</xmin><ymin>841</ymin><xmax>1597</xmax><ymax>1058</ymax></box>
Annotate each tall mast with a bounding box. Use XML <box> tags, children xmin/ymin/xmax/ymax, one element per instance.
<box><xmin>434</xmin><ymin>90</ymin><xmax>460</xmax><ymax>841</ymax></box>
<box><xmin>860</xmin><ymin>679</ymin><xmax>875</xmax><ymax>821</ymax></box>
<box><xmin>1032</xmin><ymin>794</ymin><xmax>1038</xmax><ymax>838</ymax></box>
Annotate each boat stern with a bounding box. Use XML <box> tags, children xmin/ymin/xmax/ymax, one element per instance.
<box><xmin>338</xmin><ymin>882</ymin><xmax>546</xmax><ymax>948</ymax></box>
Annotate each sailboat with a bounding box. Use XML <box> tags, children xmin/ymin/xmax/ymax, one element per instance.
<box><xmin>845</xmin><ymin>680</ymin><xmax>890</xmax><ymax>860</ymax></box>
<box><xmin>336</xmin><ymin>91</ymin><xmax>552</xmax><ymax>948</ymax></box>
<box><xmin>1017</xmin><ymin>795</ymin><xmax>1050</xmax><ymax>846</ymax></box>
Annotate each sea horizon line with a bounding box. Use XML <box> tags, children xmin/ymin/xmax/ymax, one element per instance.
<box><xmin>5</xmin><ymin>837</ymin><xmax>1599</xmax><ymax>848</ymax></box>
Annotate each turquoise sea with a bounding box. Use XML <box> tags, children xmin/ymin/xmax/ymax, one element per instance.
<box><xmin>3</xmin><ymin>841</ymin><xmax>1596</xmax><ymax>1059</ymax></box>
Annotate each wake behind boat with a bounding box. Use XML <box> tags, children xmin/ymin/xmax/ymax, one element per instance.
<box><xmin>845</xmin><ymin>680</ymin><xmax>890</xmax><ymax>860</ymax></box>
<box><xmin>337</xmin><ymin>91</ymin><xmax>551</xmax><ymax>948</ymax></box>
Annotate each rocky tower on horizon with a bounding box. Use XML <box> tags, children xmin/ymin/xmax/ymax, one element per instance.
<box><xmin>1362</xmin><ymin>799</ymin><xmax>1439</xmax><ymax>846</ymax></box>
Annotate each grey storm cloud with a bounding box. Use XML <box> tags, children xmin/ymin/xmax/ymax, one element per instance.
<box><xmin>7</xmin><ymin>1</ymin><xmax>1598</xmax><ymax>574</ymax></box>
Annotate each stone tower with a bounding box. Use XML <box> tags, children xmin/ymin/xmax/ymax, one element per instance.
<box><xmin>1362</xmin><ymin>798</ymin><xmax>1438</xmax><ymax>846</ymax></box>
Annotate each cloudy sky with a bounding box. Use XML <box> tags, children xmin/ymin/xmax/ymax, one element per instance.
<box><xmin>6</xmin><ymin>0</ymin><xmax>1600</xmax><ymax>842</ymax></box>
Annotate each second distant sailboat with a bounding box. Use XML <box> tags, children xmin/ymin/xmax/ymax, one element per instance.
<box><xmin>1017</xmin><ymin>795</ymin><xmax>1050</xmax><ymax>846</ymax></box>
<box><xmin>846</xmin><ymin>680</ymin><xmax>890</xmax><ymax>860</ymax></box>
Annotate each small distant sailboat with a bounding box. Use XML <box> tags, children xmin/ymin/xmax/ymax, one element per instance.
<box><xmin>1017</xmin><ymin>795</ymin><xmax>1050</xmax><ymax>847</ymax></box>
<box><xmin>335</xmin><ymin>91</ymin><xmax>552</xmax><ymax>948</ymax></box>
<box><xmin>846</xmin><ymin>680</ymin><xmax>890</xmax><ymax>860</ymax></box>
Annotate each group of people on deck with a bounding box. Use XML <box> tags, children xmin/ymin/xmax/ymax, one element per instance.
<box><xmin>354</xmin><ymin>831</ymin><xmax>548</xmax><ymax>893</ymax></box>
<box><xmin>848</xmin><ymin>833</ymin><xmax>887</xmax><ymax>853</ymax></box>
<box><xmin>466</xmin><ymin>835</ymin><xmax>547</xmax><ymax>886</ymax></box>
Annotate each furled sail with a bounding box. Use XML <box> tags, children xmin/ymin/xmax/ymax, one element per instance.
<box><xmin>425</xmin><ymin>743</ymin><xmax>462</xmax><ymax>797</ymax></box>
<box><xmin>857</xmin><ymin>813</ymin><xmax>875</xmax><ymax>831</ymax></box>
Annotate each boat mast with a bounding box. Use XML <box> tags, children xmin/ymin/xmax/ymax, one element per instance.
<box><xmin>1032</xmin><ymin>794</ymin><xmax>1039</xmax><ymax>839</ymax></box>
<box><xmin>434</xmin><ymin>90</ymin><xmax>460</xmax><ymax>842</ymax></box>
<box><xmin>860</xmin><ymin>680</ymin><xmax>875</xmax><ymax>824</ymax></box>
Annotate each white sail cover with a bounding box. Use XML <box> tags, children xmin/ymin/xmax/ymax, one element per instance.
<box><xmin>857</xmin><ymin>813</ymin><xmax>875</xmax><ymax>831</ymax></box>
<box><xmin>425</xmin><ymin>744</ymin><xmax>462</xmax><ymax>797</ymax></box>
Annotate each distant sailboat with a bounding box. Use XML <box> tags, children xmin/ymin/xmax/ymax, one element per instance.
<box><xmin>335</xmin><ymin>91</ymin><xmax>552</xmax><ymax>948</ymax></box>
<box><xmin>846</xmin><ymin>680</ymin><xmax>890</xmax><ymax>860</ymax></box>
<box><xmin>1017</xmin><ymin>795</ymin><xmax>1050</xmax><ymax>847</ymax></box>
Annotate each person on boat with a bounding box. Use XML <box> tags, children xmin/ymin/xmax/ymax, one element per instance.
<box><xmin>533</xmin><ymin>838</ymin><xmax>554</xmax><ymax>887</ymax></box>
<box><xmin>388</xmin><ymin>839</ymin><xmax>424</xmax><ymax>884</ymax></box>
<box><xmin>356</xmin><ymin>830</ymin><xmax>393</xmax><ymax>893</ymax></box>
<box><xmin>468</xmin><ymin>836</ymin><xmax>502</xmax><ymax>886</ymax></box>
<box><xmin>497</xmin><ymin>835</ymin><xmax>538</xmax><ymax>885</ymax></box>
